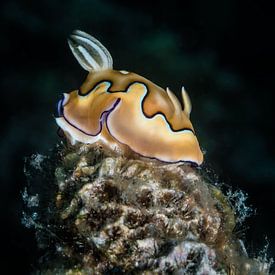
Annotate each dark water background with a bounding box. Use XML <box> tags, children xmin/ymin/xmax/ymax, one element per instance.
<box><xmin>1</xmin><ymin>0</ymin><xmax>274</xmax><ymax>273</ymax></box>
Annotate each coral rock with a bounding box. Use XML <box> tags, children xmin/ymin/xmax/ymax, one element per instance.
<box><xmin>23</xmin><ymin>144</ymin><xmax>272</xmax><ymax>274</ymax></box>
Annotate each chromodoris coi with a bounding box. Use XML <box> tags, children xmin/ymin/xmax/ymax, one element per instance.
<box><xmin>56</xmin><ymin>30</ymin><xmax>203</xmax><ymax>165</ymax></box>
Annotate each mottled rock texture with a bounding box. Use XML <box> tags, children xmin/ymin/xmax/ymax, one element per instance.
<box><xmin>23</xmin><ymin>143</ymin><xmax>271</xmax><ymax>274</ymax></box>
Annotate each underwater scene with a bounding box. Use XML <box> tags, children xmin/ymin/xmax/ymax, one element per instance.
<box><xmin>1</xmin><ymin>0</ymin><xmax>274</xmax><ymax>274</ymax></box>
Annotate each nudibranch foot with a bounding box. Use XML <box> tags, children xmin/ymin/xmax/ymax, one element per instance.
<box><xmin>55</xmin><ymin>30</ymin><xmax>204</xmax><ymax>165</ymax></box>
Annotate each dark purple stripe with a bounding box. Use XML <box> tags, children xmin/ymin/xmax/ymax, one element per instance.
<box><xmin>57</xmin><ymin>98</ymin><xmax>64</xmax><ymax>117</ymax></box>
<box><xmin>62</xmin><ymin>98</ymin><xmax>121</xmax><ymax>137</ymax></box>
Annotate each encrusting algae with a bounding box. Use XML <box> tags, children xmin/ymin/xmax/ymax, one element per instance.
<box><xmin>22</xmin><ymin>143</ymin><xmax>272</xmax><ymax>274</ymax></box>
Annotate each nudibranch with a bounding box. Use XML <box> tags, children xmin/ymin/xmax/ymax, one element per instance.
<box><xmin>56</xmin><ymin>30</ymin><xmax>204</xmax><ymax>165</ymax></box>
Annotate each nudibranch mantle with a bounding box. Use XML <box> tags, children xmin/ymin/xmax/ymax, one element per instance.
<box><xmin>56</xmin><ymin>30</ymin><xmax>204</xmax><ymax>165</ymax></box>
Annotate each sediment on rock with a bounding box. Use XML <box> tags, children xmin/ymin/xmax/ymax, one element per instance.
<box><xmin>23</xmin><ymin>143</ymin><xmax>272</xmax><ymax>274</ymax></box>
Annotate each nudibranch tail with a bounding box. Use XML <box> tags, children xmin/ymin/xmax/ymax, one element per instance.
<box><xmin>166</xmin><ymin>87</ymin><xmax>183</xmax><ymax>117</ymax></box>
<box><xmin>68</xmin><ymin>30</ymin><xmax>113</xmax><ymax>72</ymax></box>
<box><xmin>181</xmin><ymin>86</ymin><xmax>192</xmax><ymax>118</ymax></box>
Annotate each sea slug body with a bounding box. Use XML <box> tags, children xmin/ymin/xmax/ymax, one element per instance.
<box><xmin>56</xmin><ymin>30</ymin><xmax>203</xmax><ymax>165</ymax></box>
